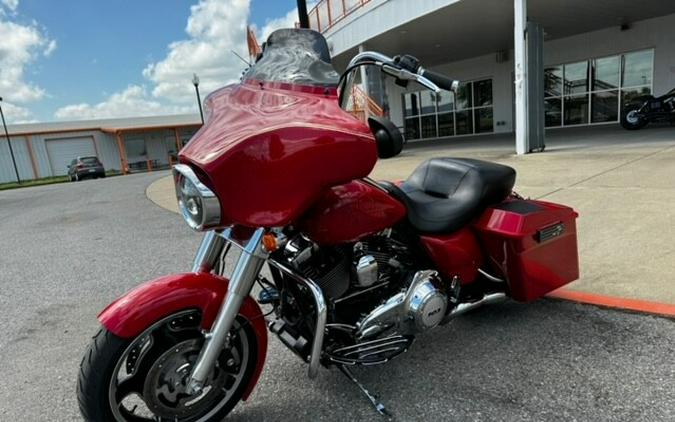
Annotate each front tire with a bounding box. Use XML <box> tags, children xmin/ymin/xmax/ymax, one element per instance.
<box><xmin>77</xmin><ymin>310</ymin><xmax>258</xmax><ymax>421</ymax></box>
<box><xmin>621</xmin><ymin>108</ymin><xmax>648</xmax><ymax>130</ymax></box>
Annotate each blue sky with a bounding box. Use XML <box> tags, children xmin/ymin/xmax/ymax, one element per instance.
<box><xmin>0</xmin><ymin>0</ymin><xmax>299</xmax><ymax>123</ymax></box>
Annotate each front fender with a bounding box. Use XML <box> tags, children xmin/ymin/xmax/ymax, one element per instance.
<box><xmin>98</xmin><ymin>272</ymin><xmax>267</xmax><ymax>400</ymax></box>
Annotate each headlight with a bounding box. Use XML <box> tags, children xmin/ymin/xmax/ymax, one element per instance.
<box><xmin>172</xmin><ymin>164</ymin><xmax>221</xmax><ymax>230</ymax></box>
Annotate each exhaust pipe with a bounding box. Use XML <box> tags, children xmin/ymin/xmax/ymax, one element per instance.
<box><xmin>442</xmin><ymin>292</ymin><xmax>506</xmax><ymax>324</ymax></box>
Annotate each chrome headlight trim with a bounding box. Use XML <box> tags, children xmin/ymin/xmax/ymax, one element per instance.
<box><xmin>172</xmin><ymin>164</ymin><xmax>221</xmax><ymax>231</ymax></box>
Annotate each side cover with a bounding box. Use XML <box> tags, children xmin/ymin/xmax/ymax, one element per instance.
<box><xmin>474</xmin><ymin>199</ymin><xmax>579</xmax><ymax>302</ymax></box>
<box><xmin>98</xmin><ymin>272</ymin><xmax>267</xmax><ymax>400</ymax></box>
<box><xmin>298</xmin><ymin>180</ymin><xmax>406</xmax><ymax>246</ymax></box>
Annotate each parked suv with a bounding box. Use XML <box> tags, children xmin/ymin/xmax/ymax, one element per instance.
<box><xmin>68</xmin><ymin>156</ymin><xmax>105</xmax><ymax>181</ymax></box>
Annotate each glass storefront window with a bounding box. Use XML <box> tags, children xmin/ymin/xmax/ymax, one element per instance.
<box><xmin>622</xmin><ymin>50</ymin><xmax>653</xmax><ymax>88</ymax></box>
<box><xmin>455</xmin><ymin>82</ymin><xmax>472</xmax><ymax>110</ymax></box>
<box><xmin>404</xmin><ymin>93</ymin><xmax>419</xmax><ymax>117</ymax></box>
<box><xmin>455</xmin><ymin>110</ymin><xmax>473</xmax><ymax>135</ymax></box>
<box><xmin>437</xmin><ymin>112</ymin><xmax>454</xmax><ymax>137</ymax></box>
<box><xmin>420</xmin><ymin>115</ymin><xmax>437</xmax><ymax>138</ymax></box>
<box><xmin>473</xmin><ymin>80</ymin><xmax>493</xmax><ymax>107</ymax></box>
<box><xmin>545</xmin><ymin>98</ymin><xmax>562</xmax><ymax>127</ymax></box>
<box><xmin>437</xmin><ymin>92</ymin><xmax>454</xmax><ymax>113</ymax></box>
<box><xmin>564</xmin><ymin>94</ymin><xmax>589</xmax><ymax>125</ymax></box>
<box><xmin>591</xmin><ymin>91</ymin><xmax>619</xmax><ymax>123</ymax></box>
<box><xmin>545</xmin><ymin>66</ymin><xmax>563</xmax><ymax>97</ymax></box>
<box><xmin>621</xmin><ymin>87</ymin><xmax>652</xmax><ymax>107</ymax></box>
<box><xmin>564</xmin><ymin>61</ymin><xmax>589</xmax><ymax>95</ymax></box>
<box><xmin>404</xmin><ymin>117</ymin><xmax>420</xmax><ymax>140</ymax></box>
<box><xmin>545</xmin><ymin>49</ymin><xmax>652</xmax><ymax>127</ymax></box>
<box><xmin>474</xmin><ymin>108</ymin><xmax>493</xmax><ymax>133</ymax></box>
<box><xmin>592</xmin><ymin>57</ymin><xmax>620</xmax><ymax>91</ymax></box>
<box><xmin>402</xmin><ymin>78</ymin><xmax>492</xmax><ymax>140</ymax></box>
<box><xmin>419</xmin><ymin>91</ymin><xmax>437</xmax><ymax>115</ymax></box>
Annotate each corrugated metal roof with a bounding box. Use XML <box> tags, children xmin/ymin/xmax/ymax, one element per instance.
<box><xmin>6</xmin><ymin>114</ymin><xmax>202</xmax><ymax>135</ymax></box>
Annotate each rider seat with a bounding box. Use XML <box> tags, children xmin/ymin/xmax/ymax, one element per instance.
<box><xmin>383</xmin><ymin>158</ymin><xmax>516</xmax><ymax>233</ymax></box>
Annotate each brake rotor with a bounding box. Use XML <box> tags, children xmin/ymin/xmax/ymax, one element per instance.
<box><xmin>142</xmin><ymin>338</ymin><xmax>230</xmax><ymax>420</ymax></box>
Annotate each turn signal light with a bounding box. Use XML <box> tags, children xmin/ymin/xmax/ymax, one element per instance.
<box><xmin>262</xmin><ymin>233</ymin><xmax>279</xmax><ymax>252</ymax></box>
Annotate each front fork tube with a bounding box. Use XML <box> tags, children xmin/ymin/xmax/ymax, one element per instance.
<box><xmin>187</xmin><ymin>228</ymin><xmax>268</xmax><ymax>394</ymax></box>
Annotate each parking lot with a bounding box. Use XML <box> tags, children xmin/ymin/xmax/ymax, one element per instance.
<box><xmin>0</xmin><ymin>168</ymin><xmax>674</xmax><ymax>421</ymax></box>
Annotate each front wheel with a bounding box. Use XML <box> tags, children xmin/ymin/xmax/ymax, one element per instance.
<box><xmin>77</xmin><ymin>310</ymin><xmax>258</xmax><ymax>421</ymax></box>
<box><xmin>621</xmin><ymin>108</ymin><xmax>648</xmax><ymax>130</ymax></box>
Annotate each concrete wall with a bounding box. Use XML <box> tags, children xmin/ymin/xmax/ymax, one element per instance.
<box><xmin>386</xmin><ymin>12</ymin><xmax>675</xmax><ymax>136</ymax></box>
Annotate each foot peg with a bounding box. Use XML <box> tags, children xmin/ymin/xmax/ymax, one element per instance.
<box><xmin>338</xmin><ymin>365</ymin><xmax>392</xmax><ymax>418</ymax></box>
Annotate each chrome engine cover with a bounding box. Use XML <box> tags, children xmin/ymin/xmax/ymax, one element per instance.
<box><xmin>356</xmin><ymin>270</ymin><xmax>448</xmax><ymax>339</ymax></box>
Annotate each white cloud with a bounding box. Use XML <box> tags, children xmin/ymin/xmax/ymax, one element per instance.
<box><xmin>54</xmin><ymin>85</ymin><xmax>194</xmax><ymax>120</ymax></box>
<box><xmin>1</xmin><ymin>0</ymin><xmax>19</xmax><ymax>12</ymax></box>
<box><xmin>259</xmin><ymin>8</ymin><xmax>298</xmax><ymax>42</ymax></box>
<box><xmin>0</xmin><ymin>13</ymin><xmax>55</xmax><ymax>114</ymax></box>
<box><xmin>43</xmin><ymin>39</ymin><xmax>57</xmax><ymax>57</ymax></box>
<box><xmin>53</xmin><ymin>0</ymin><xmax>304</xmax><ymax>121</ymax></box>
<box><xmin>0</xmin><ymin>100</ymin><xmax>34</xmax><ymax>123</ymax></box>
<box><xmin>142</xmin><ymin>0</ymin><xmax>251</xmax><ymax>104</ymax></box>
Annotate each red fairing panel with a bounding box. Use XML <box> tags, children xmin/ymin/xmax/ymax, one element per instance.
<box><xmin>98</xmin><ymin>272</ymin><xmax>267</xmax><ymax>400</ymax></box>
<box><xmin>180</xmin><ymin>80</ymin><xmax>377</xmax><ymax>228</ymax></box>
<box><xmin>298</xmin><ymin>180</ymin><xmax>406</xmax><ymax>246</ymax></box>
<box><xmin>419</xmin><ymin>228</ymin><xmax>483</xmax><ymax>284</ymax></box>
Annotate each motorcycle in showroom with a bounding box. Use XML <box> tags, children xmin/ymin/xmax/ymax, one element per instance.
<box><xmin>77</xmin><ymin>28</ymin><xmax>579</xmax><ymax>421</ymax></box>
<box><xmin>621</xmin><ymin>87</ymin><xmax>675</xmax><ymax>129</ymax></box>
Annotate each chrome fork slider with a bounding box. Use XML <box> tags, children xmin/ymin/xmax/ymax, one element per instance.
<box><xmin>187</xmin><ymin>228</ymin><xmax>268</xmax><ymax>394</ymax></box>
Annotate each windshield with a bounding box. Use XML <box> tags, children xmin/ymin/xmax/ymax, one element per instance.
<box><xmin>80</xmin><ymin>157</ymin><xmax>100</xmax><ymax>164</ymax></box>
<box><xmin>243</xmin><ymin>28</ymin><xmax>339</xmax><ymax>87</ymax></box>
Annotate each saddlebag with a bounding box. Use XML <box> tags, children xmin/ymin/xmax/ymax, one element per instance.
<box><xmin>473</xmin><ymin>199</ymin><xmax>579</xmax><ymax>302</ymax></box>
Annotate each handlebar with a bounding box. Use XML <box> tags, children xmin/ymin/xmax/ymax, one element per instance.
<box><xmin>338</xmin><ymin>51</ymin><xmax>459</xmax><ymax>107</ymax></box>
<box><xmin>417</xmin><ymin>68</ymin><xmax>460</xmax><ymax>92</ymax></box>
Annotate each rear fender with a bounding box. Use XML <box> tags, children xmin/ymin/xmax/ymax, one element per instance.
<box><xmin>98</xmin><ymin>272</ymin><xmax>267</xmax><ymax>400</ymax></box>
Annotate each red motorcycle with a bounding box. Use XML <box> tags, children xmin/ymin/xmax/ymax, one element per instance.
<box><xmin>78</xmin><ymin>29</ymin><xmax>579</xmax><ymax>421</ymax></box>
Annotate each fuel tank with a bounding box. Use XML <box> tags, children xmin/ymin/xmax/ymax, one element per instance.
<box><xmin>297</xmin><ymin>180</ymin><xmax>406</xmax><ymax>246</ymax></box>
<box><xmin>179</xmin><ymin>80</ymin><xmax>377</xmax><ymax>228</ymax></box>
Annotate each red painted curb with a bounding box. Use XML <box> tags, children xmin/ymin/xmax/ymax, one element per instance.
<box><xmin>547</xmin><ymin>289</ymin><xmax>675</xmax><ymax>318</ymax></box>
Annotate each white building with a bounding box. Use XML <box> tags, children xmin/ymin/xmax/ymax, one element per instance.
<box><xmin>308</xmin><ymin>0</ymin><xmax>675</xmax><ymax>149</ymax></box>
<box><xmin>0</xmin><ymin>115</ymin><xmax>200</xmax><ymax>183</ymax></box>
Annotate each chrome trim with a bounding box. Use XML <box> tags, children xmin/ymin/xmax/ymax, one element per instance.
<box><xmin>187</xmin><ymin>228</ymin><xmax>267</xmax><ymax>394</ymax></box>
<box><xmin>192</xmin><ymin>231</ymin><xmax>226</xmax><ymax>273</ymax></box>
<box><xmin>172</xmin><ymin>164</ymin><xmax>221</xmax><ymax>231</ymax></box>
<box><xmin>356</xmin><ymin>270</ymin><xmax>444</xmax><ymax>339</ymax></box>
<box><xmin>478</xmin><ymin>268</ymin><xmax>505</xmax><ymax>283</ymax></box>
<box><xmin>442</xmin><ymin>292</ymin><xmax>506</xmax><ymax>324</ymax></box>
<box><xmin>267</xmin><ymin>258</ymin><xmax>327</xmax><ymax>379</ymax></box>
<box><xmin>339</xmin><ymin>51</ymin><xmax>441</xmax><ymax>106</ymax></box>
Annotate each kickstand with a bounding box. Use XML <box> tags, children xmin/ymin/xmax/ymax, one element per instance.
<box><xmin>338</xmin><ymin>365</ymin><xmax>393</xmax><ymax>419</ymax></box>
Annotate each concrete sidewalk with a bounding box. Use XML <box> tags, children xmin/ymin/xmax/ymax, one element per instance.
<box><xmin>147</xmin><ymin>125</ymin><xmax>675</xmax><ymax>307</ymax></box>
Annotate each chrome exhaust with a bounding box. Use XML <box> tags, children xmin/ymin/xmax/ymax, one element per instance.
<box><xmin>441</xmin><ymin>292</ymin><xmax>507</xmax><ymax>324</ymax></box>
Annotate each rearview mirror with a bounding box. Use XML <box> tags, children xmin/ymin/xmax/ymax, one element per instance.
<box><xmin>367</xmin><ymin>116</ymin><xmax>404</xmax><ymax>159</ymax></box>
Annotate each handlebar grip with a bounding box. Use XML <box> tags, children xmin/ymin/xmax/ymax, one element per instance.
<box><xmin>419</xmin><ymin>68</ymin><xmax>459</xmax><ymax>92</ymax></box>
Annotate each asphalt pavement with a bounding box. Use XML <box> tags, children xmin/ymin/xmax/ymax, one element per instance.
<box><xmin>0</xmin><ymin>172</ymin><xmax>674</xmax><ymax>421</ymax></box>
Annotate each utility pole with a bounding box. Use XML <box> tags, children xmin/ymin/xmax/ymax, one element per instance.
<box><xmin>0</xmin><ymin>97</ymin><xmax>21</xmax><ymax>183</ymax></box>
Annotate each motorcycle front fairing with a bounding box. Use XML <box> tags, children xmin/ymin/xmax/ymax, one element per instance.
<box><xmin>179</xmin><ymin>29</ymin><xmax>378</xmax><ymax>228</ymax></box>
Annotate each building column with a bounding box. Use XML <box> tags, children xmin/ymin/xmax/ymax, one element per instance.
<box><xmin>115</xmin><ymin>131</ymin><xmax>129</xmax><ymax>175</ymax></box>
<box><xmin>514</xmin><ymin>0</ymin><xmax>528</xmax><ymax>155</ymax></box>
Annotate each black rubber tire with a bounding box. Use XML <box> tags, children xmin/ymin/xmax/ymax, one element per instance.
<box><xmin>620</xmin><ymin>108</ymin><xmax>648</xmax><ymax>130</ymax></box>
<box><xmin>77</xmin><ymin>321</ymin><xmax>258</xmax><ymax>422</ymax></box>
